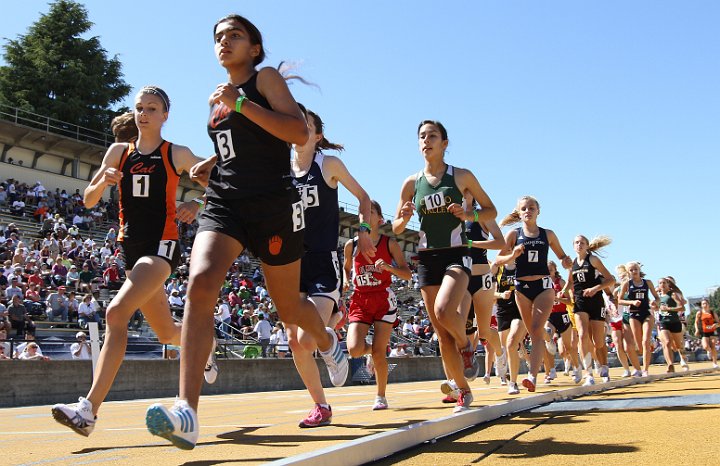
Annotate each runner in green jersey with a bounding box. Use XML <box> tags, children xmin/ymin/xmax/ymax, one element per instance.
<box><xmin>393</xmin><ymin>120</ymin><xmax>497</xmax><ymax>413</ymax></box>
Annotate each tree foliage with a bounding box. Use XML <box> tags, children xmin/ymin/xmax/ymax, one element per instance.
<box><xmin>0</xmin><ymin>0</ymin><xmax>130</xmax><ymax>133</ymax></box>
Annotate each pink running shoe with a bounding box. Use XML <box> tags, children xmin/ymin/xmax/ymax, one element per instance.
<box><xmin>298</xmin><ymin>404</ymin><xmax>332</xmax><ymax>428</ymax></box>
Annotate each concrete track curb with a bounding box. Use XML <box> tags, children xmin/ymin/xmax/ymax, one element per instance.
<box><xmin>268</xmin><ymin>367</ymin><xmax>719</xmax><ymax>466</ymax></box>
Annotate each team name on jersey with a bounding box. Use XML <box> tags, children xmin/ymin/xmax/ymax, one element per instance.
<box><xmin>518</xmin><ymin>237</ymin><xmax>546</xmax><ymax>247</ymax></box>
<box><xmin>129</xmin><ymin>162</ymin><xmax>157</xmax><ymax>175</ymax></box>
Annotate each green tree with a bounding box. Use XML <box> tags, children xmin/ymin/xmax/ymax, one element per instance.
<box><xmin>709</xmin><ymin>287</ymin><xmax>720</xmax><ymax>311</ymax></box>
<box><xmin>0</xmin><ymin>0</ymin><xmax>130</xmax><ymax>133</ymax></box>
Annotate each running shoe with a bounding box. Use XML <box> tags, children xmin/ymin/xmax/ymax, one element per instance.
<box><xmin>599</xmin><ymin>365</ymin><xmax>610</xmax><ymax>383</ymax></box>
<box><xmin>441</xmin><ymin>393</ymin><xmax>459</xmax><ymax>403</ymax></box>
<box><xmin>620</xmin><ymin>369</ymin><xmax>632</xmax><ymax>378</ymax></box>
<box><xmin>482</xmin><ymin>374</ymin><xmax>491</xmax><ymax>385</ymax></box>
<box><xmin>365</xmin><ymin>354</ymin><xmax>375</xmax><ymax>376</ymax></box>
<box><xmin>298</xmin><ymin>403</ymin><xmax>332</xmax><ymax>428</ymax></box>
<box><xmin>319</xmin><ymin>328</ymin><xmax>349</xmax><ymax>387</ymax></box>
<box><xmin>680</xmin><ymin>359</ymin><xmax>689</xmax><ymax>371</ymax></box>
<box><xmin>204</xmin><ymin>339</ymin><xmax>218</xmax><ymax>384</ymax></box>
<box><xmin>632</xmin><ymin>370</ymin><xmax>643</xmax><ymax>377</ymax></box>
<box><xmin>521</xmin><ymin>375</ymin><xmax>536</xmax><ymax>392</ymax></box>
<box><xmin>500</xmin><ymin>375</ymin><xmax>508</xmax><ymax>386</ymax></box>
<box><xmin>548</xmin><ymin>368</ymin><xmax>557</xmax><ymax>380</ymax></box>
<box><xmin>666</xmin><ymin>365</ymin><xmax>675</xmax><ymax>373</ymax></box>
<box><xmin>563</xmin><ymin>360</ymin><xmax>571</xmax><ymax>376</ymax></box>
<box><xmin>51</xmin><ymin>397</ymin><xmax>96</xmax><ymax>437</ymax></box>
<box><xmin>146</xmin><ymin>399</ymin><xmax>198</xmax><ymax>450</ymax></box>
<box><xmin>572</xmin><ymin>368</ymin><xmax>582</xmax><ymax>384</ymax></box>
<box><xmin>460</xmin><ymin>341</ymin><xmax>480</xmax><ymax>381</ymax></box>
<box><xmin>440</xmin><ymin>379</ymin><xmax>458</xmax><ymax>395</ymax></box>
<box><xmin>641</xmin><ymin>370</ymin><xmax>649</xmax><ymax>377</ymax></box>
<box><xmin>372</xmin><ymin>396</ymin><xmax>388</xmax><ymax>411</ymax></box>
<box><xmin>582</xmin><ymin>375</ymin><xmax>596</xmax><ymax>387</ymax></box>
<box><xmin>495</xmin><ymin>349</ymin><xmax>508</xmax><ymax>382</ymax></box>
<box><xmin>507</xmin><ymin>382</ymin><xmax>520</xmax><ymax>395</ymax></box>
<box><xmin>543</xmin><ymin>374</ymin><xmax>553</xmax><ymax>385</ymax></box>
<box><xmin>712</xmin><ymin>363</ymin><xmax>719</xmax><ymax>369</ymax></box>
<box><xmin>453</xmin><ymin>389</ymin><xmax>473</xmax><ymax>413</ymax></box>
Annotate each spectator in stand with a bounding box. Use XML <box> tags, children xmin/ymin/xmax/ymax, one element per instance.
<box><xmin>0</xmin><ymin>328</ymin><xmax>11</xmax><ymax>359</ymax></box>
<box><xmin>402</xmin><ymin>317</ymin><xmax>415</xmax><ymax>340</ymax></box>
<box><xmin>102</xmin><ymin>262</ymin><xmax>122</xmax><ymax>291</ymax></box>
<box><xmin>389</xmin><ymin>343</ymin><xmax>409</xmax><ymax>358</ymax></box>
<box><xmin>18</xmin><ymin>342</ymin><xmax>49</xmax><ymax>361</ymax></box>
<box><xmin>105</xmin><ymin>227</ymin><xmax>117</xmax><ymax>247</ymax></box>
<box><xmin>66</xmin><ymin>265</ymin><xmax>80</xmax><ymax>290</ymax></box>
<box><xmin>8</xmin><ymin>295</ymin><xmax>30</xmax><ymax>336</ymax></box>
<box><xmin>24</xmin><ymin>282</ymin><xmax>44</xmax><ymax>316</ymax></box>
<box><xmin>165</xmin><ymin>277</ymin><xmax>180</xmax><ymax>295</ymax></box>
<box><xmin>0</xmin><ymin>185</ymin><xmax>7</xmax><ymax>208</ymax></box>
<box><xmin>67</xmin><ymin>290</ymin><xmax>79</xmax><ymax>323</ymax></box>
<box><xmin>7</xmin><ymin>276</ymin><xmax>24</xmax><ymax>301</ymax></box>
<box><xmin>72</xmin><ymin>211</ymin><xmax>88</xmax><ymax>230</ymax></box>
<box><xmin>254</xmin><ymin>311</ymin><xmax>273</xmax><ymax>358</ymax></box>
<box><xmin>239</xmin><ymin>307</ymin><xmax>254</xmax><ymax>338</ymax></box>
<box><xmin>10</xmin><ymin>198</ymin><xmax>25</xmax><ymax>216</ymax></box>
<box><xmin>46</xmin><ymin>286</ymin><xmax>69</xmax><ymax>322</ymax></box>
<box><xmin>78</xmin><ymin>293</ymin><xmax>102</xmax><ymax>329</ymax></box>
<box><xmin>78</xmin><ymin>262</ymin><xmax>95</xmax><ymax>293</ymax></box>
<box><xmin>168</xmin><ymin>290</ymin><xmax>184</xmax><ymax>308</ymax></box>
<box><xmin>27</xmin><ymin>268</ymin><xmax>44</xmax><ymax>288</ymax></box>
<box><xmin>99</xmin><ymin>241</ymin><xmax>113</xmax><ymax>262</ymax></box>
<box><xmin>71</xmin><ymin>331</ymin><xmax>92</xmax><ymax>360</ymax></box>
<box><xmin>214</xmin><ymin>298</ymin><xmax>231</xmax><ymax>338</ymax></box>
<box><xmin>52</xmin><ymin>259</ymin><xmax>68</xmax><ymax>287</ymax></box>
<box><xmin>270</xmin><ymin>322</ymin><xmax>289</xmax><ymax>358</ymax></box>
<box><xmin>255</xmin><ymin>283</ymin><xmax>269</xmax><ymax>301</ymax></box>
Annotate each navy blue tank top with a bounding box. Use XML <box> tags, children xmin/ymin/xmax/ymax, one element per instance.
<box><xmin>628</xmin><ymin>279</ymin><xmax>650</xmax><ymax>311</ymax></box>
<box><xmin>206</xmin><ymin>72</ymin><xmax>292</xmax><ymax>199</ymax></box>
<box><xmin>291</xmin><ymin>153</ymin><xmax>339</xmax><ymax>253</ymax></box>
<box><xmin>514</xmin><ymin>227</ymin><xmax>550</xmax><ymax>277</ymax></box>
<box><xmin>465</xmin><ymin>221</ymin><xmax>489</xmax><ymax>265</ymax></box>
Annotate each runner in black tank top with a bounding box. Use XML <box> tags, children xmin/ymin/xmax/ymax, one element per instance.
<box><xmin>495</xmin><ymin>196</ymin><xmax>572</xmax><ymax>393</ymax></box>
<box><xmin>52</xmin><ymin>87</ymin><xmax>208</xmax><ymax>438</ymax></box>
<box><xmin>288</xmin><ymin>107</ymin><xmax>376</xmax><ymax>426</ymax></box>
<box><xmin>567</xmin><ymin>235</ymin><xmax>615</xmax><ymax>385</ymax></box>
<box><xmin>146</xmin><ymin>16</ymin><xmax>348</xmax><ymax>448</ymax></box>
<box><xmin>464</xmin><ymin>203</ymin><xmax>506</xmax><ymax>386</ymax></box>
<box><xmin>494</xmin><ymin>263</ymin><xmax>527</xmax><ymax>394</ymax></box>
<box><xmin>618</xmin><ymin>261</ymin><xmax>660</xmax><ymax>376</ymax></box>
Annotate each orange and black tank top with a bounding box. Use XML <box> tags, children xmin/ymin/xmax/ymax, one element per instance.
<box><xmin>700</xmin><ymin>310</ymin><xmax>717</xmax><ymax>333</ymax></box>
<box><xmin>116</xmin><ymin>141</ymin><xmax>179</xmax><ymax>242</ymax></box>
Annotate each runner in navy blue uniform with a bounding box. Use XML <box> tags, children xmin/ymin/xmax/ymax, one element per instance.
<box><xmin>289</xmin><ymin>107</ymin><xmax>375</xmax><ymax>428</ymax></box>
<box><xmin>52</xmin><ymin>87</ymin><xmax>207</xmax><ymax>437</ymax></box>
<box><xmin>495</xmin><ymin>196</ymin><xmax>572</xmax><ymax>392</ymax></box>
<box><xmin>565</xmin><ymin>235</ymin><xmax>615</xmax><ymax>386</ymax></box>
<box><xmin>145</xmin><ymin>16</ymin><xmax>347</xmax><ymax>449</ymax></box>
<box><xmin>618</xmin><ymin>261</ymin><xmax>660</xmax><ymax>376</ymax></box>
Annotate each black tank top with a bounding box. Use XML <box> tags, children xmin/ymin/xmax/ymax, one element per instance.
<box><xmin>465</xmin><ymin>221</ymin><xmax>489</xmax><ymax>265</ymax></box>
<box><xmin>628</xmin><ymin>279</ymin><xmax>650</xmax><ymax>311</ymax></box>
<box><xmin>206</xmin><ymin>73</ymin><xmax>292</xmax><ymax>199</ymax></box>
<box><xmin>117</xmin><ymin>141</ymin><xmax>179</xmax><ymax>243</ymax></box>
<box><xmin>571</xmin><ymin>253</ymin><xmax>603</xmax><ymax>297</ymax></box>
<box><xmin>514</xmin><ymin>227</ymin><xmax>550</xmax><ymax>277</ymax></box>
<box><xmin>496</xmin><ymin>266</ymin><xmax>517</xmax><ymax>309</ymax></box>
<box><xmin>291</xmin><ymin>153</ymin><xmax>339</xmax><ymax>253</ymax></box>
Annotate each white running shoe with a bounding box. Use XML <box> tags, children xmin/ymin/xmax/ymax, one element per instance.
<box><xmin>495</xmin><ymin>349</ymin><xmax>508</xmax><ymax>382</ymax></box>
<box><xmin>507</xmin><ymin>382</ymin><xmax>520</xmax><ymax>395</ymax></box>
<box><xmin>680</xmin><ymin>359</ymin><xmax>689</xmax><ymax>371</ymax></box>
<box><xmin>320</xmin><ymin>328</ymin><xmax>349</xmax><ymax>387</ymax></box>
<box><xmin>632</xmin><ymin>370</ymin><xmax>643</xmax><ymax>377</ymax></box>
<box><xmin>440</xmin><ymin>379</ymin><xmax>459</xmax><ymax>395</ymax></box>
<box><xmin>482</xmin><ymin>374</ymin><xmax>491</xmax><ymax>385</ymax></box>
<box><xmin>713</xmin><ymin>363</ymin><xmax>719</xmax><ymax>369</ymax></box>
<box><xmin>372</xmin><ymin>396</ymin><xmax>388</xmax><ymax>411</ymax></box>
<box><xmin>582</xmin><ymin>375</ymin><xmax>596</xmax><ymax>387</ymax></box>
<box><xmin>572</xmin><ymin>367</ymin><xmax>582</xmax><ymax>384</ymax></box>
<box><xmin>621</xmin><ymin>369</ymin><xmax>632</xmax><ymax>378</ymax></box>
<box><xmin>146</xmin><ymin>399</ymin><xmax>198</xmax><ymax>450</ymax></box>
<box><xmin>641</xmin><ymin>370</ymin><xmax>649</xmax><ymax>377</ymax></box>
<box><xmin>51</xmin><ymin>397</ymin><xmax>96</xmax><ymax>437</ymax></box>
<box><xmin>204</xmin><ymin>339</ymin><xmax>218</xmax><ymax>384</ymax></box>
<box><xmin>453</xmin><ymin>389</ymin><xmax>473</xmax><ymax>413</ymax></box>
<box><xmin>500</xmin><ymin>375</ymin><xmax>508</xmax><ymax>386</ymax></box>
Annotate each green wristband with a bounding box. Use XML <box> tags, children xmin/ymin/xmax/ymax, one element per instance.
<box><xmin>467</xmin><ymin>239</ymin><xmax>473</xmax><ymax>248</ymax></box>
<box><xmin>474</xmin><ymin>210</ymin><xmax>479</xmax><ymax>223</ymax></box>
<box><xmin>235</xmin><ymin>95</ymin><xmax>246</xmax><ymax>113</ymax></box>
<box><xmin>359</xmin><ymin>222</ymin><xmax>371</xmax><ymax>233</ymax></box>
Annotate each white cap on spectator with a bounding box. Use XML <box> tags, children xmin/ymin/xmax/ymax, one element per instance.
<box><xmin>75</xmin><ymin>332</ymin><xmax>87</xmax><ymax>339</ymax></box>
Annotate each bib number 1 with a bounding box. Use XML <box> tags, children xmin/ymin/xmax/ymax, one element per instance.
<box><xmin>157</xmin><ymin>240</ymin><xmax>176</xmax><ymax>260</ymax></box>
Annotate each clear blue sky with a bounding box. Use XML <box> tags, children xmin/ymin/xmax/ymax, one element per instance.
<box><xmin>4</xmin><ymin>1</ymin><xmax>719</xmax><ymax>298</ymax></box>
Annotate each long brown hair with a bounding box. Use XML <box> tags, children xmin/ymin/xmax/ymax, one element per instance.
<box><xmin>306</xmin><ymin>110</ymin><xmax>344</xmax><ymax>153</ymax></box>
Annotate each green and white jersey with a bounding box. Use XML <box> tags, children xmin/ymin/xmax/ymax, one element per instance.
<box><xmin>413</xmin><ymin>165</ymin><xmax>466</xmax><ymax>250</ymax></box>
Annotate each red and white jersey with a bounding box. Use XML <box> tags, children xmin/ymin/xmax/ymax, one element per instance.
<box><xmin>352</xmin><ymin>235</ymin><xmax>393</xmax><ymax>293</ymax></box>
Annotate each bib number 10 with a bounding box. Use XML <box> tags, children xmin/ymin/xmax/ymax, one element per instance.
<box><xmin>424</xmin><ymin>193</ymin><xmax>446</xmax><ymax>210</ymax></box>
